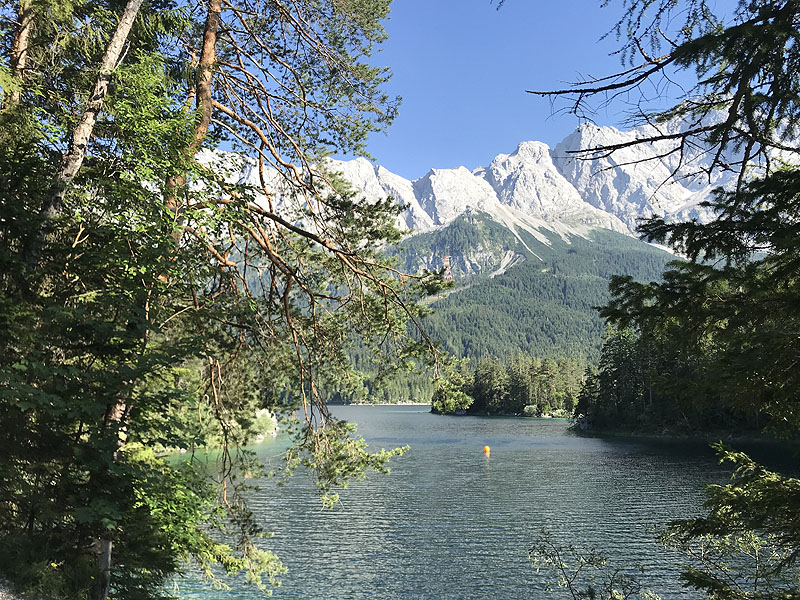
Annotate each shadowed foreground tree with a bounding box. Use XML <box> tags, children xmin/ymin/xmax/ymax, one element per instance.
<box><xmin>534</xmin><ymin>0</ymin><xmax>800</xmax><ymax>597</ymax></box>
<box><xmin>0</xmin><ymin>0</ymin><xmax>439</xmax><ymax>598</ymax></box>
<box><xmin>554</xmin><ymin>0</ymin><xmax>800</xmax><ymax>433</ymax></box>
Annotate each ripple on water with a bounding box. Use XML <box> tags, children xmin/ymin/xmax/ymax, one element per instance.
<box><xmin>177</xmin><ymin>407</ymin><xmax>733</xmax><ymax>599</ymax></box>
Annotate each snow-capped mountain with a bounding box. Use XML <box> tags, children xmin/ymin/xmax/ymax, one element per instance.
<box><xmin>203</xmin><ymin>118</ymin><xmax>732</xmax><ymax>243</ymax></box>
<box><xmin>201</xmin><ymin>119</ymin><xmax>733</xmax><ymax>279</ymax></box>
<box><xmin>553</xmin><ymin>121</ymin><xmax>730</xmax><ymax>230</ymax></box>
<box><xmin>333</xmin><ymin>119</ymin><xmax>734</xmax><ymax>239</ymax></box>
<box><xmin>475</xmin><ymin>140</ymin><xmax>628</xmax><ymax>232</ymax></box>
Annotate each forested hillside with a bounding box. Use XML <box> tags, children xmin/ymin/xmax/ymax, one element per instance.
<box><xmin>391</xmin><ymin>211</ymin><xmax>523</xmax><ymax>278</ymax></box>
<box><xmin>336</xmin><ymin>220</ymin><xmax>674</xmax><ymax>406</ymax></box>
<box><xmin>414</xmin><ymin>226</ymin><xmax>673</xmax><ymax>361</ymax></box>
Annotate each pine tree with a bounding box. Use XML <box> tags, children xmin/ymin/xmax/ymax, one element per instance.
<box><xmin>0</xmin><ymin>0</ymin><xmax>438</xmax><ymax>597</ymax></box>
<box><xmin>541</xmin><ymin>1</ymin><xmax>800</xmax><ymax>597</ymax></box>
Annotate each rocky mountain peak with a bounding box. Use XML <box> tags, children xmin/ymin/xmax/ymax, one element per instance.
<box><xmin>222</xmin><ymin>115</ymin><xmax>739</xmax><ymax>247</ymax></box>
<box><xmin>328</xmin><ymin>118</ymin><xmax>730</xmax><ymax>239</ymax></box>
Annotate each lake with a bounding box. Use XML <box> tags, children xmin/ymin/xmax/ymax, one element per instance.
<box><xmin>177</xmin><ymin>405</ymin><xmax>736</xmax><ymax>599</ymax></box>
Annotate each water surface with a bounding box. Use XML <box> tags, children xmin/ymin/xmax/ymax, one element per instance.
<box><xmin>179</xmin><ymin>405</ymin><xmax>736</xmax><ymax>599</ymax></box>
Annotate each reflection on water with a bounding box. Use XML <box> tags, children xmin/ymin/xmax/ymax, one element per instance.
<box><xmin>178</xmin><ymin>405</ymin><xmax>740</xmax><ymax>599</ymax></box>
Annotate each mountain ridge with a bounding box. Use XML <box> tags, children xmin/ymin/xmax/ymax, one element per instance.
<box><xmin>332</xmin><ymin>119</ymin><xmax>734</xmax><ymax>241</ymax></box>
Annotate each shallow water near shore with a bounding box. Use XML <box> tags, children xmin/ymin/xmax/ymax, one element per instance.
<box><xmin>177</xmin><ymin>405</ymin><xmax>749</xmax><ymax>599</ymax></box>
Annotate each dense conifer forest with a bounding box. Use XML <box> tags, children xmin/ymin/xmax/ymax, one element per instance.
<box><xmin>418</xmin><ymin>228</ymin><xmax>673</xmax><ymax>360</ymax></box>
<box><xmin>337</xmin><ymin>224</ymin><xmax>673</xmax><ymax>406</ymax></box>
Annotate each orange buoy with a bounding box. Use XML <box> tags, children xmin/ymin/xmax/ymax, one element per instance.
<box><xmin>483</xmin><ymin>445</ymin><xmax>491</xmax><ymax>456</ymax></box>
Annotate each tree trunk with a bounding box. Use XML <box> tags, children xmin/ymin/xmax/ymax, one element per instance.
<box><xmin>47</xmin><ymin>0</ymin><xmax>144</xmax><ymax>214</ymax></box>
<box><xmin>91</xmin><ymin>539</ymin><xmax>113</xmax><ymax>600</ymax></box>
<box><xmin>6</xmin><ymin>0</ymin><xmax>34</xmax><ymax>107</ymax></box>
<box><xmin>193</xmin><ymin>0</ymin><xmax>220</xmax><ymax>148</ymax></box>
<box><xmin>165</xmin><ymin>0</ymin><xmax>221</xmax><ymax>224</ymax></box>
<box><xmin>86</xmin><ymin>396</ymin><xmax>131</xmax><ymax>600</ymax></box>
<box><xmin>24</xmin><ymin>0</ymin><xmax>144</xmax><ymax>270</ymax></box>
<box><xmin>84</xmin><ymin>3</ymin><xmax>220</xmax><ymax>591</ymax></box>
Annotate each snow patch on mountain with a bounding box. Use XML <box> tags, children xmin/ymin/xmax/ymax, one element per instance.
<box><xmin>552</xmin><ymin>122</ymin><xmax>729</xmax><ymax>229</ymax></box>
<box><xmin>203</xmin><ymin>117</ymin><xmax>734</xmax><ymax>248</ymax></box>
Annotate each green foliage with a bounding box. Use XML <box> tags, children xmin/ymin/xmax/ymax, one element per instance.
<box><xmin>573</xmin><ymin>324</ymin><xmax>745</xmax><ymax>433</ymax></box>
<box><xmin>630</xmin><ymin>176</ymin><xmax>800</xmax><ymax>432</ymax></box>
<box><xmin>283</xmin><ymin>420</ymin><xmax>408</xmax><ymax>508</ymax></box>
<box><xmin>414</xmin><ymin>226</ymin><xmax>673</xmax><ymax>362</ymax></box>
<box><xmin>660</xmin><ymin>444</ymin><xmax>800</xmax><ymax>599</ymax></box>
<box><xmin>563</xmin><ymin>0</ymin><xmax>800</xmax><ymax>436</ymax></box>
<box><xmin>334</xmin><ymin>218</ymin><xmax>671</xmax><ymax>406</ymax></box>
<box><xmin>430</xmin><ymin>353</ymin><xmax>584</xmax><ymax>416</ymax></box>
<box><xmin>470</xmin><ymin>354</ymin><xmax>584</xmax><ymax>416</ymax></box>
<box><xmin>553</xmin><ymin>0</ymin><xmax>800</xmax><ymax>598</ymax></box>
<box><xmin>579</xmin><ymin>171</ymin><xmax>800</xmax><ymax>434</ymax></box>
<box><xmin>430</xmin><ymin>358</ymin><xmax>474</xmax><ymax>414</ymax></box>
<box><xmin>0</xmin><ymin>0</ymin><xmax>428</xmax><ymax>597</ymax></box>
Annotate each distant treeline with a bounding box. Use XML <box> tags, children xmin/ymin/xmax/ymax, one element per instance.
<box><xmin>328</xmin><ymin>352</ymin><xmax>585</xmax><ymax>416</ymax></box>
<box><xmin>575</xmin><ymin>324</ymin><xmax>768</xmax><ymax>435</ymax></box>
<box><xmin>430</xmin><ymin>354</ymin><xmax>585</xmax><ymax>416</ymax></box>
<box><xmin>325</xmin><ymin>367</ymin><xmax>437</xmax><ymax>405</ymax></box>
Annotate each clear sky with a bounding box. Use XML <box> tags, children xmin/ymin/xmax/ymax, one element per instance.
<box><xmin>344</xmin><ymin>0</ymin><xmax>701</xmax><ymax>180</ymax></box>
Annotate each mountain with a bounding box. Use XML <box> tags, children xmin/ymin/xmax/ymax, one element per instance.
<box><xmin>347</xmin><ymin>221</ymin><xmax>673</xmax><ymax>404</ymax></box>
<box><xmin>203</xmin><ymin>121</ymin><xmax>715</xmax><ymax>368</ymax></box>
<box><xmin>334</xmin><ymin>122</ymin><xmax>705</xmax><ymax>366</ymax></box>
<box><xmin>204</xmin><ymin>118</ymin><xmax>731</xmax><ymax>255</ymax></box>
<box><xmin>333</xmin><ymin>145</ymin><xmax>630</xmax><ymax>249</ymax></box>
<box><xmin>333</xmin><ymin>118</ymin><xmax>734</xmax><ymax>244</ymax></box>
<box><xmin>395</xmin><ymin>214</ymin><xmax>674</xmax><ymax>361</ymax></box>
<box><xmin>553</xmin><ymin>121</ymin><xmax>730</xmax><ymax>231</ymax></box>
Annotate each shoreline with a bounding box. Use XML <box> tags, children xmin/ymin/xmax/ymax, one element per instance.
<box><xmin>334</xmin><ymin>402</ymin><xmax>431</xmax><ymax>407</ymax></box>
<box><xmin>0</xmin><ymin>581</ymin><xmax>27</xmax><ymax>600</ymax></box>
<box><xmin>572</xmin><ymin>425</ymin><xmax>800</xmax><ymax>449</ymax></box>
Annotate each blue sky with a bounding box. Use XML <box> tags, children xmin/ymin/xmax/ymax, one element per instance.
<box><xmin>346</xmin><ymin>0</ymin><xmax>702</xmax><ymax>179</ymax></box>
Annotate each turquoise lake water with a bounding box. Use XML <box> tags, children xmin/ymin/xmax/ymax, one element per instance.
<box><xmin>176</xmin><ymin>405</ymin><xmax>742</xmax><ymax>599</ymax></box>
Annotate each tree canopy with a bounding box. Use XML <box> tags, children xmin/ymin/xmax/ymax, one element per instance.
<box><xmin>563</xmin><ymin>0</ymin><xmax>800</xmax><ymax>436</ymax></box>
<box><xmin>546</xmin><ymin>1</ymin><xmax>800</xmax><ymax>597</ymax></box>
<box><xmin>0</xmin><ymin>0</ymin><xmax>438</xmax><ymax>597</ymax></box>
